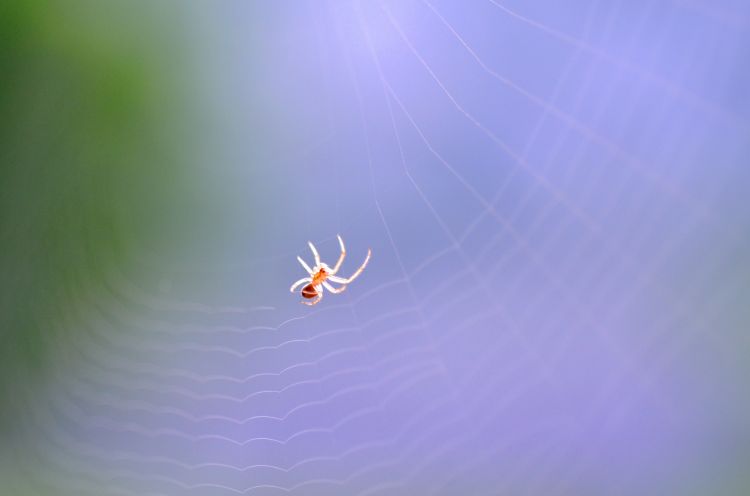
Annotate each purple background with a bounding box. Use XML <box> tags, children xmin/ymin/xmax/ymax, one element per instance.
<box><xmin>7</xmin><ymin>1</ymin><xmax>750</xmax><ymax>495</ymax></box>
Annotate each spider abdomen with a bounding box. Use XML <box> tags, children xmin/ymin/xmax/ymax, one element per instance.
<box><xmin>301</xmin><ymin>284</ymin><xmax>318</xmax><ymax>299</ymax></box>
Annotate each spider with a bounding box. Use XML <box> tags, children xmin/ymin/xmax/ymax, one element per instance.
<box><xmin>290</xmin><ymin>235</ymin><xmax>371</xmax><ymax>306</ymax></box>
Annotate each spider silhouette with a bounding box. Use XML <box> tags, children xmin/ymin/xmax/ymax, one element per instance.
<box><xmin>290</xmin><ymin>235</ymin><xmax>371</xmax><ymax>306</ymax></box>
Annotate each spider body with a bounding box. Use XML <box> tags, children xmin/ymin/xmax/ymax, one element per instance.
<box><xmin>302</xmin><ymin>269</ymin><xmax>327</xmax><ymax>298</ymax></box>
<box><xmin>311</xmin><ymin>268</ymin><xmax>328</xmax><ymax>285</ymax></box>
<box><xmin>290</xmin><ymin>235</ymin><xmax>371</xmax><ymax>306</ymax></box>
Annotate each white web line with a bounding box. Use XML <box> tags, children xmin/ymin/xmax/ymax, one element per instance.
<box><xmin>380</xmin><ymin>0</ymin><xmax>718</xmax><ymax>332</ymax></box>
<box><xmin>346</xmin><ymin>8</ymin><xmax>463</xmax><ymax>402</ymax></box>
<box><xmin>20</xmin><ymin>252</ymin><xmax>540</xmax><ymax>491</ymax></box>
<box><xmin>388</xmin><ymin>0</ymin><xmax>725</xmax><ymax>231</ymax></box>
<box><xmin>485</xmin><ymin>0</ymin><xmax>749</xmax><ymax>131</ymax></box>
<box><xmin>418</xmin><ymin>0</ymin><xmax>699</xmax><ymax>236</ymax></box>
<box><xmin>350</xmin><ymin>1</ymin><xmax>739</xmax><ymax>493</ymax></box>
<box><xmin>362</xmin><ymin>2</ymin><xmax>681</xmax><ymax>412</ymax></box>
<box><xmin>410</xmin><ymin>2</ymin><xmax>605</xmax><ymax>490</ymax></box>
<box><xmin>382</xmin><ymin>0</ymin><xmax>735</xmax><ymax>404</ymax></box>
<box><xmin>355</xmin><ymin>1</ymin><xmax>578</xmax><ymax>394</ymax></box>
<box><xmin>19</xmin><ymin>265</ymin><xmax>464</xmax><ymax>493</ymax></box>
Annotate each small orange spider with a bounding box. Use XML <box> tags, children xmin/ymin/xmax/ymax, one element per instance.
<box><xmin>290</xmin><ymin>235</ymin><xmax>371</xmax><ymax>306</ymax></box>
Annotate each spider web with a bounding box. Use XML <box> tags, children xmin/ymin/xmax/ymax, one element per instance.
<box><xmin>6</xmin><ymin>0</ymin><xmax>750</xmax><ymax>495</ymax></box>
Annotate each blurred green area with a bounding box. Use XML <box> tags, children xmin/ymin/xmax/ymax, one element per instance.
<box><xmin>0</xmin><ymin>0</ymin><xmax>198</xmax><ymax>429</ymax></box>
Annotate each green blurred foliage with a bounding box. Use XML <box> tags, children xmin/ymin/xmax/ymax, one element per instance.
<box><xmin>0</xmin><ymin>0</ymin><xmax>194</xmax><ymax>427</ymax></box>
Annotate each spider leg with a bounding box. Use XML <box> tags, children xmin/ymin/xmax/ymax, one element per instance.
<box><xmin>297</xmin><ymin>256</ymin><xmax>314</xmax><ymax>275</ymax></box>
<box><xmin>290</xmin><ymin>277</ymin><xmax>311</xmax><ymax>292</ymax></box>
<box><xmin>322</xmin><ymin>281</ymin><xmax>346</xmax><ymax>294</ymax></box>
<box><xmin>308</xmin><ymin>241</ymin><xmax>321</xmax><ymax>268</ymax></box>
<box><xmin>331</xmin><ymin>248</ymin><xmax>371</xmax><ymax>284</ymax></box>
<box><xmin>302</xmin><ymin>284</ymin><xmax>324</xmax><ymax>306</ymax></box>
<box><xmin>330</xmin><ymin>234</ymin><xmax>346</xmax><ymax>275</ymax></box>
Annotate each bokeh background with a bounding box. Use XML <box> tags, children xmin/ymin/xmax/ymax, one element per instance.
<box><xmin>1</xmin><ymin>1</ymin><xmax>749</xmax><ymax>495</ymax></box>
